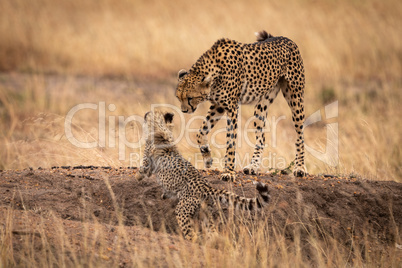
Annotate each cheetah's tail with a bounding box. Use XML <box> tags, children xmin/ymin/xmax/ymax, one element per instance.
<box><xmin>255</xmin><ymin>181</ymin><xmax>270</xmax><ymax>205</ymax></box>
<box><xmin>255</xmin><ymin>30</ymin><xmax>274</xmax><ymax>42</ymax></box>
<box><xmin>213</xmin><ymin>181</ymin><xmax>270</xmax><ymax>210</ymax></box>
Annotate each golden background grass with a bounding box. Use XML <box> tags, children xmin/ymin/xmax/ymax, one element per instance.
<box><xmin>0</xmin><ymin>0</ymin><xmax>401</xmax><ymax>181</ymax></box>
<box><xmin>0</xmin><ymin>1</ymin><xmax>401</xmax><ymax>266</ymax></box>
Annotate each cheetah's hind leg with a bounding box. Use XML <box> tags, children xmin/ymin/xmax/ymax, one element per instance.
<box><xmin>175</xmin><ymin>197</ymin><xmax>201</xmax><ymax>241</ymax></box>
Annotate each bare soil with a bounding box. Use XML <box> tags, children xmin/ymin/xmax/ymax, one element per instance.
<box><xmin>1</xmin><ymin>166</ymin><xmax>401</xmax><ymax>265</ymax></box>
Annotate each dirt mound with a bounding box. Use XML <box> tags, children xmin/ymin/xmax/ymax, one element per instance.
<box><xmin>1</xmin><ymin>167</ymin><xmax>401</xmax><ymax>265</ymax></box>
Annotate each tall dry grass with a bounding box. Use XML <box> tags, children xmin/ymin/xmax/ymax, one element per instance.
<box><xmin>1</xmin><ymin>187</ymin><xmax>399</xmax><ymax>267</ymax></box>
<box><xmin>0</xmin><ymin>0</ymin><xmax>401</xmax><ymax>81</ymax></box>
<box><xmin>0</xmin><ymin>1</ymin><xmax>401</xmax><ymax>266</ymax></box>
<box><xmin>0</xmin><ymin>74</ymin><xmax>400</xmax><ymax>181</ymax></box>
<box><xmin>0</xmin><ymin>0</ymin><xmax>401</xmax><ymax>181</ymax></box>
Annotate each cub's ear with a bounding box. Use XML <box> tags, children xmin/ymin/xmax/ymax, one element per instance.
<box><xmin>178</xmin><ymin>69</ymin><xmax>188</xmax><ymax>79</ymax></box>
<box><xmin>164</xmin><ymin>112</ymin><xmax>174</xmax><ymax>124</ymax></box>
<box><xmin>144</xmin><ymin>111</ymin><xmax>151</xmax><ymax>122</ymax></box>
<box><xmin>200</xmin><ymin>76</ymin><xmax>212</xmax><ymax>87</ymax></box>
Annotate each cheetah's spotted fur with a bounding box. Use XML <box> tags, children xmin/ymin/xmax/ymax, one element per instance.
<box><xmin>136</xmin><ymin>110</ymin><xmax>270</xmax><ymax>240</ymax></box>
<box><xmin>176</xmin><ymin>30</ymin><xmax>307</xmax><ymax>181</ymax></box>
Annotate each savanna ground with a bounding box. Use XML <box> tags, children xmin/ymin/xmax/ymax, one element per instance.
<box><xmin>1</xmin><ymin>167</ymin><xmax>401</xmax><ymax>267</ymax></box>
<box><xmin>0</xmin><ymin>0</ymin><xmax>401</xmax><ymax>266</ymax></box>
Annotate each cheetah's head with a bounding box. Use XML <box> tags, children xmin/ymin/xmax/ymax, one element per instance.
<box><xmin>176</xmin><ymin>69</ymin><xmax>211</xmax><ymax>114</ymax></box>
<box><xmin>143</xmin><ymin>111</ymin><xmax>174</xmax><ymax>144</ymax></box>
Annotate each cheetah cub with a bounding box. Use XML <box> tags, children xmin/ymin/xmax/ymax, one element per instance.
<box><xmin>136</xmin><ymin>110</ymin><xmax>270</xmax><ymax>241</ymax></box>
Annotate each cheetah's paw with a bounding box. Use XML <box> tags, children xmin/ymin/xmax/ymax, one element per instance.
<box><xmin>220</xmin><ymin>172</ymin><xmax>236</xmax><ymax>182</ymax></box>
<box><xmin>204</xmin><ymin>157</ymin><xmax>213</xmax><ymax>168</ymax></box>
<box><xmin>200</xmin><ymin>145</ymin><xmax>213</xmax><ymax>168</ymax></box>
<box><xmin>135</xmin><ymin>172</ymin><xmax>145</xmax><ymax>181</ymax></box>
<box><xmin>243</xmin><ymin>164</ymin><xmax>259</xmax><ymax>175</ymax></box>
<box><xmin>293</xmin><ymin>165</ymin><xmax>307</xmax><ymax>177</ymax></box>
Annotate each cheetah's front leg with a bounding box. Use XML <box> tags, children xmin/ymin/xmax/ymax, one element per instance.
<box><xmin>220</xmin><ymin>107</ymin><xmax>238</xmax><ymax>182</ymax></box>
<box><xmin>243</xmin><ymin>104</ymin><xmax>268</xmax><ymax>175</ymax></box>
<box><xmin>135</xmin><ymin>140</ymin><xmax>154</xmax><ymax>181</ymax></box>
<box><xmin>197</xmin><ymin>105</ymin><xmax>225</xmax><ymax>168</ymax></box>
<box><xmin>135</xmin><ymin>160</ymin><xmax>152</xmax><ymax>181</ymax></box>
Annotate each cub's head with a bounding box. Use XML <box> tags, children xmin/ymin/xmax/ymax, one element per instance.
<box><xmin>176</xmin><ymin>69</ymin><xmax>211</xmax><ymax>114</ymax></box>
<box><xmin>143</xmin><ymin>111</ymin><xmax>174</xmax><ymax>143</ymax></box>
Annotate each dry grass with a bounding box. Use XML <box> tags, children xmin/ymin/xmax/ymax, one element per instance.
<box><xmin>1</xmin><ymin>0</ymin><xmax>401</xmax><ymax>182</ymax></box>
<box><xmin>0</xmin><ymin>73</ymin><xmax>400</xmax><ymax>182</ymax></box>
<box><xmin>1</xmin><ymin>0</ymin><xmax>401</xmax><ymax>81</ymax></box>
<box><xmin>1</xmin><ymin>189</ymin><xmax>399</xmax><ymax>268</ymax></box>
<box><xmin>1</xmin><ymin>0</ymin><xmax>400</xmax><ymax>182</ymax></box>
<box><xmin>0</xmin><ymin>1</ymin><xmax>401</xmax><ymax>265</ymax></box>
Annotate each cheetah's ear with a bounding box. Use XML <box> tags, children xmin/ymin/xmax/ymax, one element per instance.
<box><xmin>144</xmin><ymin>111</ymin><xmax>151</xmax><ymax>122</ymax></box>
<box><xmin>164</xmin><ymin>112</ymin><xmax>174</xmax><ymax>124</ymax></box>
<box><xmin>178</xmin><ymin>69</ymin><xmax>188</xmax><ymax>79</ymax></box>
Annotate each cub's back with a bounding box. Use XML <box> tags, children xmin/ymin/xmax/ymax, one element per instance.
<box><xmin>155</xmin><ymin>154</ymin><xmax>205</xmax><ymax>193</ymax></box>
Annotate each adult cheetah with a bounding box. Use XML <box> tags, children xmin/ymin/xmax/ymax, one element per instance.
<box><xmin>176</xmin><ymin>30</ymin><xmax>307</xmax><ymax>181</ymax></box>
<box><xmin>136</xmin><ymin>110</ymin><xmax>270</xmax><ymax>241</ymax></box>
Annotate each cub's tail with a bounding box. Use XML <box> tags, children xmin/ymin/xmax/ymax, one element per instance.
<box><xmin>212</xmin><ymin>181</ymin><xmax>270</xmax><ymax>210</ymax></box>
